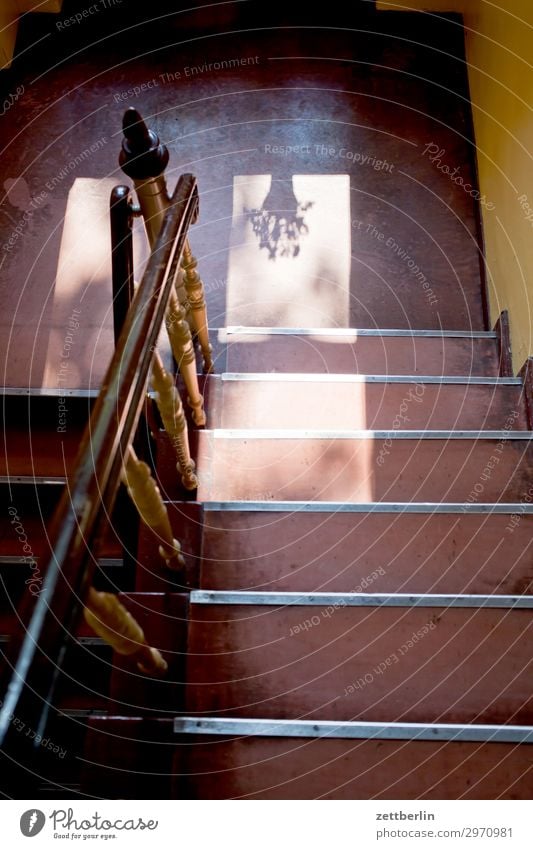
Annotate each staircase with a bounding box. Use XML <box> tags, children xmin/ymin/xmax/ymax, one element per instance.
<box><xmin>3</xmin><ymin>321</ymin><xmax>533</xmax><ymax>797</ymax></box>
<box><xmin>66</xmin><ymin>317</ymin><xmax>532</xmax><ymax>800</ymax></box>
<box><xmin>1</xmin><ymin>7</ymin><xmax>533</xmax><ymax>801</ymax></box>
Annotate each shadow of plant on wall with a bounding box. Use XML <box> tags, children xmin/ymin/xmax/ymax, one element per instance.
<box><xmin>245</xmin><ymin>176</ymin><xmax>313</xmax><ymax>260</ymax></box>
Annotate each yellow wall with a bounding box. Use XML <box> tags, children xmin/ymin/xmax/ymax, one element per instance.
<box><xmin>376</xmin><ymin>1</ymin><xmax>464</xmax><ymax>11</ymax></box>
<box><xmin>463</xmin><ymin>0</ymin><xmax>533</xmax><ymax>369</ymax></box>
<box><xmin>1</xmin><ymin>0</ymin><xmax>63</xmax><ymax>69</ymax></box>
<box><xmin>0</xmin><ymin>1</ymin><xmax>19</xmax><ymax>70</ymax></box>
<box><xmin>17</xmin><ymin>1</ymin><xmax>63</xmax><ymax>10</ymax></box>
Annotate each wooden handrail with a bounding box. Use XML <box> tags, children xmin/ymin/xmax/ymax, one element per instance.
<box><xmin>0</xmin><ymin>174</ymin><xmax>199</xmax><ymax>751</ymax></box>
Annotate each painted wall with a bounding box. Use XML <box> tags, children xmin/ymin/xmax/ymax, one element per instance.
<box><xmin>462</xmin><ymin>1</ymin><xmax>533</xmax><ymax>370</ymax></box>
<box><xmin>378</xmin><ymin>0</ymin><xmax>533</xmax><ymax>370</ymax></box>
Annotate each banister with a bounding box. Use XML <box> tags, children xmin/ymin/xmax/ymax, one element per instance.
<box><xmin>0</xmin><ymin>173</ymin><xmax>199</xmax><ymax>753</ymax></box>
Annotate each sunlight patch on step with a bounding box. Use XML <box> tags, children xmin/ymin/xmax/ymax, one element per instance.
<box><xmin>196</xmin><ymin>432</ymin><xmax>375</xmax><ymax>503</ymax></box>
<box><xmin>226</xmin><ymin>175</ymin><xmax>351</xmax><ymax>327</ymax></box>
<box><xmin>220</xmin><ymin>378</ymin><xmax>369</xmax><ymax>430</ymax></box>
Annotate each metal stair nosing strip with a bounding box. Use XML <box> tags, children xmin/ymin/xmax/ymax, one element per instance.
<box><xmin>190</xmin><ymin>590</ymin><xmax>533</xmax><ymax>608</ymax></box>
<box><xmin>0</xmin><ymin>475</ymin><xmax>66</xmax><ymax>486</ymax></box>
<box><xmin>0</xmin><ymin>556</ymin><xmax>122</xmax><ymax>567</ymax></box>
<box><xmin>0</xmin><ymin>388</ymin><xmax>99</xmax><ymax>398</ymax></box>
<box><xmin>220</xmin><ymin>373</ymin><xmax>521</xmax><ymax>385</ymax></box>
<box><xmin>172</xmin><ymin>717</ymin><xmax>533</xmax><ymax>744</ymax></box>
<box><xmin>219</xmin><ymin>327</ymin><xmax>499</xmax><ymax>339</ymax></box>
<box><xmin>0</xmin><ymin>388</ymin><xmax>160</xmax><ymax>400</ymax></box>
<box><xmin>0</xmin><ymin>635</ymin><xmax>108</xmax><ymax>647</ymax></box>
<box><xmin>210</xmin><ymin>429</ymin><xmax>533</xmax><ymax>439</ymax></box>
<box><xmin>201</xmin><ymin>501</ymin><xmax>533</xmax><ymax>514</ymax></box>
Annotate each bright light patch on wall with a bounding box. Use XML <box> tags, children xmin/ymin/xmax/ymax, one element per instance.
<box><xmin>43</xmin><ymin>178</ymin><xmax>149</xmax><ymax>389</ymax></box>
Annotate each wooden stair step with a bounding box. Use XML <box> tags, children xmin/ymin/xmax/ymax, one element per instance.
<box><xmin>1</xmin><ymin>593</ymin><xmax>186</xmax><ymax>713</ymax></box>
<box><xmin>0</xmin><ymin>392</ymin><xmax>93</xmax><ymax>477</ymax></box>
<box><xmin>186</xmin><ymin>592</ymin><xmax>533</xmax><ymax>724</ymax></box>
<box><xmin>0</xmin><ymin>481</ymin><xmax>126</xmax><ymax>565</ymax></box>
<box><xmin>55</xmin><ymin>642</ymin><xmax>113</xmax><ymax>712</ymax></box>
<box><xmin>214</xmin><ymin>374</ymin><xmax>528</xmax><ymax>430</ymax></box>
<box><xmin>171</xmin><ymin>717</ymin><xmax>533</xmax><ymax>799</ymax></box>
<box><xmin>223</xmin><ymin>328</ymin><xmax>501</xmax><ymax>376</ymax></box>
<box><xmin>0</xmin><ymin>558</ymin><xmax>129</xmax><ymax>611</ymax></box>
<box><xmin>79</xmin><ymin>715</ymin><xmax>533</xmax><ymax>799</ymax></box>
<box><xmin>200</xmin><ymin>505</ymin><xmax>533</xmax><ymax>594</ymax></box>
<box><xmin>0</xmin><ymin>428</ymin><xmax>81</xmax><ymax>477</ymax></box>
<box><xmin>81</xmin><ymin>716</ymin><xmax>174</xmax><ymax>799</ymax></box>
<box><xmin>107</xmin><ymin>592</ymin><xmax>189</xmax><ymax>714</ymax></box>
<box><xmin>0</xmin><ymin>709</ymin><xmax>99</xmax><ymax>799</ymax></box>
<box><xmin>193</xmin><ymin>431</ymin><xmax>533</xmax><ymax>504</ymax></box>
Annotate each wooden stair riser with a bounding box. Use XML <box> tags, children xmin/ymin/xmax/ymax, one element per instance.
<box><xmin>172</xmin><ymin>734</ymin><xmax>533</xmax><ymax>800</ymax></box>
<box><xmin>195</xmin><ymin>435</ymin><xmax>533</xmax><ymax>503</ymax></box>
<box><xmin>226</xmin><ymin>335</ymin><xmax>500</xmax><ymax>376</ymax></box>
<box><xmin>200</xmin><ymin>510</ymin><xmax>533</xmax><ymax>594</ymax></box>
<box><xmin>215</xmin><ymin>378</ymin><xmax>528</xmax><ymax>431</ymax></box>
<box><xmin>187</xmin><ymin>604</ymin><xmax>533</xmax><ymax>724</ymax></box>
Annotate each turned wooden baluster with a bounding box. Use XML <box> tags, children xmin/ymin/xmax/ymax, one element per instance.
<box><xmin>165</xmin><ymin>289</ymin><xmax>206</xmax><ymax>426</ymax></box>
<box><xmin>182</xmin><ymin>240</ymin><xmax>213</xmax><ymax>373</ymax></box>
<box><xmin>84</xmin><ymin>587</ymin><xmax>167</xmax><ymax>676</ymax></box>
<box><xmin>151</xmin><ymin>351</ymin><xmax>198</xmax><ymax>490</ymax></box>
<box><xmin>121</xmin><ymin>445</ymin><xmax>185</xmax><ymax>570</ymax></box>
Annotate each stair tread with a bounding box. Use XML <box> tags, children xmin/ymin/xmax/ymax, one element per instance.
<box><xmin>0</xmin><ymin>503</ymin><xmax>123</xmax><ymax>561</ymax></box>
<box><xmin>192</xmin><ymin>432</ymin><xmax>533</xmax><ymax>504</ymax></box>
<box><xmin>214</xmin><ymin>375</ymin><xmax>528</xmax><ymax>431</ymax></box>
<box><xmin>225</xmin><ymin>331</ymin><xmax>500</xmax><ymax>376</ymax></box>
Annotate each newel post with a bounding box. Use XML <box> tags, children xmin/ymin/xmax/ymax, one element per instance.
<box><xmin>118</xmin><ymin>108</ymin><xmax>213</xmax><ymax>373</ymax></box>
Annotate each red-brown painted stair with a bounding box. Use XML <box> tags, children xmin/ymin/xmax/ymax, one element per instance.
<box><xmin>224</xmin><ymin>329</ymin><xmax>502</xmax><ymax>376</ymax></box>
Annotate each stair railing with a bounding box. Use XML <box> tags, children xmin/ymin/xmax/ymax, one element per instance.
<box><xmin>110</xmin><ymin>185</ymin><xmax>199</xmax><ymax>490</ymax></box>
<box><xmin>0</xmin><ymin>172</ymin><xmax>205</xmax><ymax>760</ymax></box>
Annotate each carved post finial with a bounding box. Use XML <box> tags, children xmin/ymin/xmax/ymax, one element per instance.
<box><xmin>119</xmin><ymin>108</ymin><xmax>169</xmax><ymax>180</ymax></box>
<box><xmin>119</xmin><ymin>108</ymin><xmax>170</xmax><ymax>244</ymax></box>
